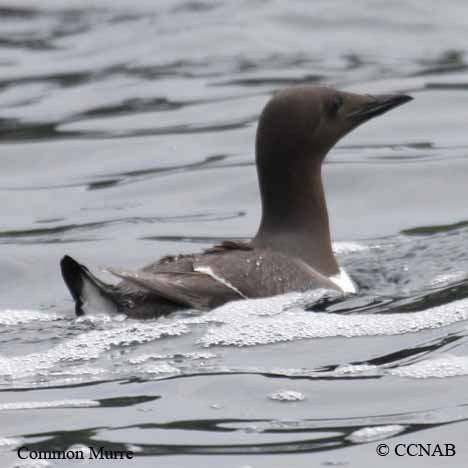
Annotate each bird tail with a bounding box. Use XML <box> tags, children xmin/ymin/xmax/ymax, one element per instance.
<box><xmin>60</xmin><ymin>255</ymin><xmax>119</xmax><ymax>316</ymax></box>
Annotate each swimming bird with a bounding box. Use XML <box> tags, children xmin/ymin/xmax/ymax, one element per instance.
<box><xmin>61</xmin><ymin>85</ymin><xmax>412</xmax><ymax>318</ymax></box>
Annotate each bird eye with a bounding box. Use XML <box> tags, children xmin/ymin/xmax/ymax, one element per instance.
<box><xmin>329</xmin><ymin>95</ymin><xmax>343</xmax><ymax>116</ymax></box>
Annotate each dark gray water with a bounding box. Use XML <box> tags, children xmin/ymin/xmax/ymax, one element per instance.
<box><xmin>1</xmin><ymin>1</ymin><xmax>468</xmax><ymax>467</ymax></box>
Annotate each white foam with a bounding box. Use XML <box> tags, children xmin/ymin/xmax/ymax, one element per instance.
<box><xmin>139</xmin><ymin>362</ymin><xmax>181</xmax><ymax>375</ymax></box>
<box><xmin>126</xmin><ymin>444</ymin><xmax>143</xmax><ymax>453</ymax></box>
<box><xmin>199</xmin><ymin>295</ymin><xmax>468</xmax><ymax>347</ymax></box>
<box><xmin>332</xmin><ymin>364</ymin><xmax>379</xmax><ymax>376</ymax></box>
<box><xmin>128</xmin><ymin>354</ymin><xmax>169</xmax><ymax>364</ymax></box>
<box><xmin>3</xmin><ymin>289</ymin><xmax>468</xmax><ymax>384</ymax></box>
<box><xmin>269</xmin><ymin>390</ymin><xmax>306</xmax><ymax>401</ymax></box>
<box><xmin>0</xmin><ymin>321</ymin><xmax>189</xmax><ymax>380</ymax></box>
<box><xmin>327</xmin><ymin>355</ymin><xmax>468</xmax><ymax>381</ymax></box>
<box><xmin>75</xmin><ymin>313</ymin><xmax>120</xmax><ymax>324</ymax></box>
<box><xmin>42</xmin><ymin>366</ymin><xmax>106</xmax><ymax>376</ymax></box>
<box><xmin>128</xmin><ymin>351</ymin><xmax>216</xmax><ymax>364</ymax></box>
<box><xmin>347</xmin><ymin>424</ymin><xmax>406</xmax><ymax>443</ymax></box>
<box><xmin>0</xmin><ymin>399</ymin><xmax>99</xmax><ymax>410</ymax></box>
<box><xmin>8</xmin><ymin>460</ymin><xmax>52</xmax><ymax>468</ymax></box>
<box><xmin>389</xmin><ymin>355</ymin><xmax>468</xmax><ymax>379</ymax></box>
<box><xmin>0</xmin><ymin>437</ymin><xmax>22</xmax><ymax>449</ymax></box>
<box><xmin>201</xmin><ymin>290</ymin><xmax>339</xmax><ymax>319</ymax></box>
<box><xmin>34</xmin><ymin>376</ymin><xmax>102</xmax><ymax>388</ymax></box>
<box><xmin>66</xmin><ymin>444</ymin><xmax>93</xmax><ymax>458</ymax></box>
<box><xmin>332</xmin><ymin>242</ymin><xmax>369</xmax><ymax>255</ymax></box>
<box><xmin>0</xmin><ymin>309</ymin><xmax>62</xmax><ymax>326</ymax></box>
<box><xmin>430</xmin><ymin>271</ymin><xmax>468</xmax><ymax>287</ymax></box>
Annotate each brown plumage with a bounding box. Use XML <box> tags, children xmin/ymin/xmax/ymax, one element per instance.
<box><xmin>61</xmin><ymin>85</ymin><xmax>412</xmax><ymax>318</ymax></box>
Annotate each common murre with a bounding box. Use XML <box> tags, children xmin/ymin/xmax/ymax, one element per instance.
<box><xmin>61</xmin><ymin>85</ymin><xmax>412</xmax><ymax>318</ymax></box>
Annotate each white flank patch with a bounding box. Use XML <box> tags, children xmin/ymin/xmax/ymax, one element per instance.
<box><xmin>329</xmin><ymin>268</ymin><xmax>357</xmax><ymax>294</ymax></box>
<box><xmin>81</xmin><ymin>277</ymin><xmax>116</xmax><ymax>314</ymax></box>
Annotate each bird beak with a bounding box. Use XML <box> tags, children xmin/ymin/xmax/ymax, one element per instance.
<box><xmin>346</xmin><ymin>93</ymin><xmax>413</xmax><ymax>124</ymax></box>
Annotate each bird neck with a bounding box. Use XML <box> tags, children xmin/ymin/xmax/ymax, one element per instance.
<box><xmin>253</xmin><ymin>161</ymin><xmax>339</xmax><ymax>277</ymax></box>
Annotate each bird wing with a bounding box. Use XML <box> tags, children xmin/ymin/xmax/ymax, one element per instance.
<box><xmin>105</xmin><ymin>267</ymin><xmax>243</xmax><ymax>310</ymax></box>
